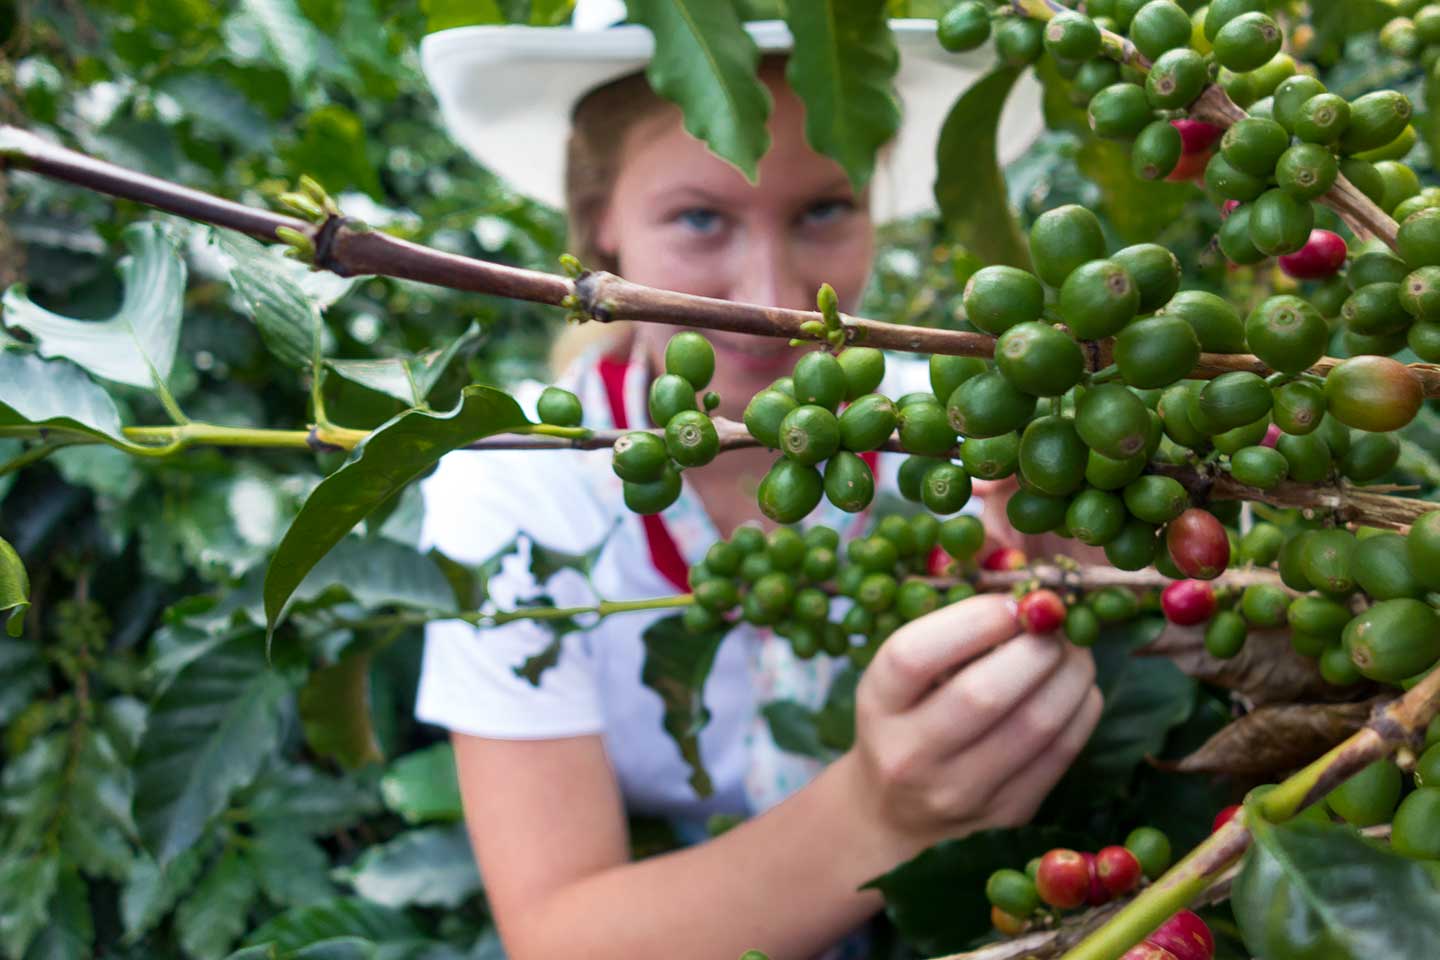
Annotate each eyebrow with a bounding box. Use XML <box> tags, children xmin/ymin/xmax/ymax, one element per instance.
<box><xmin>650</xmin><ymin>177</ymin><xmax>859</xmax><ymax>209</ymax></box>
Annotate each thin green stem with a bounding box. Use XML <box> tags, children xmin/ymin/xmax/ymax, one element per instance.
<box><xmin>312</xmin><ymin>593</ymin><xmax>697</xmax><ymax>634</ymax></box>
<box><xmin>0</xmin><ymin>440</ymin><xmax>80</xmax><ymax>476</ymax></box>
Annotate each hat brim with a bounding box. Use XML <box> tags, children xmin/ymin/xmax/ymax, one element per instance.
<box><xmin>420</xmin><ymin>19</ymin><xmax>1044</xmax><ymax>224</ymax></box>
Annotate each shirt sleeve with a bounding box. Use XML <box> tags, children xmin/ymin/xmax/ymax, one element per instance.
<box><xmin>413</xmin><ymin>423</ymin><xmax>614</xmax><ymax>740</ymax></box>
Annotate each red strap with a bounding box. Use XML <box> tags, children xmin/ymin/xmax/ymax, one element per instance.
<box><xmin>598</xmin><ymin>356</ymin><xmax>691</xmax><ymax>593</ymax></box>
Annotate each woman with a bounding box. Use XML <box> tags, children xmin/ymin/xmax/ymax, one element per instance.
<box><xmin>415</xmin><ymin>9</ymin><xmax>1101</xmax><ymax>959</ymax></box>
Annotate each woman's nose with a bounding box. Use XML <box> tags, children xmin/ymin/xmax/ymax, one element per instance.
<box><xmin>728</xmin><ymin>231</ymin><xmax>814</xmax><ymax>312</ymax></box>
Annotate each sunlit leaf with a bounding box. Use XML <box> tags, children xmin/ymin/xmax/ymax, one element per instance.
<box><xmin>212</xmin><ymin>228</ymin><xmax>325</xmax><ymax>374</ymax></box>
<box><xmin>240</xmin><ymin>0</ymin><xmax>322</xmax><ymax>91</ymax></box>
<box><xmin>0</xmin><ymin>535</ymin><xmax>29</xmax><ymax>637</ymax></box>
<box><xmin>422</xmin><ymin>0</ymin><xmax>505</xmax><ymax>32</ymax></box>
<box><xmin>782</xmin><ymin>0</ymin><xmax>900</xmax><ymax>189</ymax></box>
<box><xmin>627</xmin><ymin>0</ymin><xmax>772</xmax><ymax>179</ymax></box>
<box><xmin>0</xmin><ymin>350</ymin><xmax>141</xmax><ymax>450</ymax></box>
<box><xmin>380</xmin><ymin>744</ymin><xmax>463</xmax><ymax>826</ymax></box>
<box><xmin>325</xmin><ymin>322</ymin><xmax>485</xmax><ymax>407</ymax></box>
<box><xmin>263</xmin><ymin>386</ymin><xmax>528</xmax><ymax>639</ymax></box>
<box><xmin>335</xmin><ymin>824</ymin><xmax>481</xmax><ymax>909</ymax></box>
<box><xmin>1</xmin><ymin>221</ymin><xmax>184</xmax><ymax>389</ymax></box>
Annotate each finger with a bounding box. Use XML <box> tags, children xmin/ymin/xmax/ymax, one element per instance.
<box><xmin>971</xmin><ymin>477</ymin><xmax>1016</xmax><ymax>498</ymax></box>
<box><xmin>903</xmin><ymin>633</ymin><xmax>1066</xmax><ymax>756</ymax></box>
<box><xmin>985</xmin><ymin>686</ymin><xmax>1105</xmax><ymax>826</ymax></box>
<box><xmin>863</xmin><ymin>594</ymin><xmax>1021</xmax><ymax>714</ymax></box>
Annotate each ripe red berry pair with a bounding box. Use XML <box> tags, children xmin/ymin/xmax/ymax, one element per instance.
<box><xmin>1035</xmin><ymin>846</ymin><xmax>1141</xmax><ymax>910</ymax></box>
<box><xmin>1120</xmin><ymin>910</ymin><xmax>1216</xmax><ymax>960</ymax></box>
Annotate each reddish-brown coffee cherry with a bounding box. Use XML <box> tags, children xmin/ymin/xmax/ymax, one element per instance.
<box><xmin>1278</xmin><ymin>229</ymin><xmax>1347</xmax><ymax>279</ymax></box>
<box><xmin>1120</xmin><ymin>944</ymin><xmax>1180</xmax><ymax>960</ymax></box>
<box><xmin>1173</xmin><ymin>118</ymin><xmax>1224</xmax><ymax>154</ymax></box>
<box><xmin>1166</xmin><ymin>509</ymin><xmax>1231</xmax><ymax>580</ymax></box>
<box><xmin>991</xmin><ymin>905</ymin><xmax>1027</xmax><ymax>936</ymax></box>
<box><xmin>982</xmin><ymin>547</ymin><xmax>1028</xmax><ymax>571</ymax></box>
<box><xmin>1211</xmin><ymin>804</ymin><xmax>1242</xmax><ymax>833</ymax></box>
<box><xmin>1147</xmin><ymin>910</ymin><xmax>1216</xmax><ymax>960</ymax></box>
<box><xmin>1096</xmin><ymin>845</ymin><xmax>1143</xmax><ymax>897</ymax></box>
<box><xmin>1018</xmin><ymin>589</ymin><xmax>1066</xmax><ymax>634</ymax></box>
<box><xmin>1035</xmin><ymin>849</ymin><xmax>1090</xmax><ymax>910</ymax></box>
<box><xmin>1160</xmin><ymin>580</ymin><xmax>1217</xmax><ymax>626</ymax></box>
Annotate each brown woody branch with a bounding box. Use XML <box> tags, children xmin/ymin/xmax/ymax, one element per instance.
<box><xmin>2</xmin><ymin>125</ymin><xmax>1431</xmax><ymax>395</ymax></box>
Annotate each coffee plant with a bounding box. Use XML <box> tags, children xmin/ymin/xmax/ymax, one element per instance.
<box><xmin>6</xmin><ymin>1</ymin><xmax>1440</xmax><ymax>959</ymax></box>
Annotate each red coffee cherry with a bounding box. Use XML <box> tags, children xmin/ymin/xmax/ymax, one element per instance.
<box><xmin>1278</xmin><ymin>229</ymin><xmax>1347</xmax><ymax>280</ymax></box>
<box><xmin>1148</xmin><ymin>909</ymin><xmax>1216</xmax><ymax>960</ymax></box>
<box><xmin>1018</xmin><ymin>589</ymin><xmax>1066</xmax><ymax>634</ymax></box>
<box><xmin>1035</xmin><ymin>849</ymin><xmax>1090</xmax><ymax>910</ymax></box>
<box><xmin>1212</xmin><ymin>804</ymin><xmax>1242</xmax><ymax>833</ymax></box>
<box><xmin>982</xmin><ymin>546</ymin><xmax>1028</xmax><ymax>571</ymax></box>
<box><xmin>1261</xmin><ymin>423</ymin><xmax>1282</xmax><ymax>448</ymax></box>
<box><xmin>1120</xmin><ymin>943</ymin><xmax>1181</xmax><ymax>960</ymax></box>
<box><xmin>1095</xmin><ymin>845</ymin><xmax>1143</xmax><ymax>897</ymax></box>
<box><xmin>1084</xmin><ymin>851</ymin><xmax>1112</xmax><ymax>907</ymax></box>
<box><xmin>928</xmin><ymin>545</ymin><xmax>953</xmax><ymax>577</ymax></box>
<box><xmin>1172</xmin><ymin>119</ymin><xmax>1224</xmax><ymax>154</ymax></box>
<box><xmin>1160</xmin><ymin>579</ymin><xmax>1217</xmax><ymax>626</ymax></box>
<box><xmin>1219</xmin><ymin>199</ymin><xmax>1240</xmax><ymax>220</ymax></box>
<box><xmin>1166</xmin><ymin>509</ymin><xmax>1231</xmax><ymax>580</ymax></box>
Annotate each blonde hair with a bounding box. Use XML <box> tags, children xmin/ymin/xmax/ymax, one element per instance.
<box><xmin>548</xmin><ymin>71</ymin><xmax>668</xmax><ymax>375</ymax></box>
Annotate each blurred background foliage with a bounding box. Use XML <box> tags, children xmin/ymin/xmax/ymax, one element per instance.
<box><xmin>0</xmin><ymin>1</ymin><xmax>1437</xmax><ymax>958</ymax></box>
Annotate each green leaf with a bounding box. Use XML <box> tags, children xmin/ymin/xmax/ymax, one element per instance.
<box><xmin>24</xmin><ymin>866</ymin><xmax>92</xmax><ymax>960</ymax></box>
<box><xmin>782</xmin><ymin>0</ymin><xmax>900</xmax><ymax>189</ymax></box>
<box><xmin>157</xmin><ymin>73</ymin><xmax>274</xmax><ymax>148</ymax></box>
<box><xmin>512</xmin><ymin>612</ymin><xmax>583</xmax><ymax>686</ymax></box>
<box><xmin>380</xmin><ymin>744</ymin><xmax>462</xmax><ymax>825</ymax></box>
<box><xmin>60</xmin><ymin>725</ymin><xmax>138</xmax><ymax>881</ymax></box>
<box><xmin>0</xmin><ymin>350</ymin><xmax>141</xmax><ymax>450</ymax></box>
<box><xmin>0</xmin><ymin>535</ymin><xmax>29</xmax><ymax>637</ymax></box>
<box><xmin>0</xmin><ymin>635</ymin><xmax>46</xmax><ymax>725</ymax></box>
<box><xmin>1233</xmin><ymin>819</ymin><xmax>1440</xmax><ymax>959</ymax></box>
<box><xmin>263</xmin><ymin>385</ymin><xmax>529</xmax><ymax>638</ymax></box>
<box><xmin>121</xmin><ymin>848</ymin><xmax>208</xmax><ymax>942</ymax></box>
<box><xmin>815</xmin><ymin>665</ymin><xmax>858</xmax><ymax>752</ymax></box>
<box><xmin>0</xmin><ymin>221</ymin><xmax>185</xmax><ymax>390</ymax></box>
<box><xmin>241</xmin><ymin>0</ymin><xmax>322</xmax><ymax>92</ymax></box>
<box><xmin>528</xmin><ymin>0</ymin><xmax>574</xmax><ymax>25</ymax></box>
<box><xmin>177</xmin><ymin>848</ymin><xmax>259</xmax><ymax>960</ymax></box>
<box><xmin>242</xmin><ymin>898</ymin><xmax>419</xmax><ymax>954</ymax></box>
<box><xmin>300</xmin><ymin>647</ymin><xmax>384</xmax><ymax>769</ymax></box>
<box><xmin>335</xmin><ymin>825</ymin><xmax>481</xmax><ymax>909</ymax></box>
<box><xmin>935</xmin><ymin>67</ymin><xmax>1031</xmax><ymax>270</ymax></box>
<box><xmin>865</xmin><ymin>825</ymin><xmax>1091</xmax><ymax>955</ymax></box>
<box><xmin>246</xmin><ymin>765</ymin><xmax>380</xmax><ymax>836</ymax></box>
<box><xmin>527</xmin><ymin>521</ymin><xmax>617</xmax><ymax>585</ymax></box>
<box><xmin>133</xmin><ymin>636</ymin><xmax>293</xmax><ymax>865</ymax></box>
<box><xmin>761</xmin><ymin>701</ymin><xmax>829</xmax><ymax>761</ymax></box>
<box><xmin>325</xmin><ymin>322</ymin><xmax>485</xmax><ymax>408</ymax></box>
<box><xmin>639</xmin><ymin>614</ymin><xmax>729</xmax><ymax>797</ymax></box>
<box><xmin>422</xmin><ymin>0</ymin><xmax>504</xmax><ymax>32</ymax></box>
<box><xmin>626</xmin><ymin>0</ymin><xmax>773</xmax><ymax>180</ymax></box>
<box><xmin>0</xmin><ymin>853</ymin><xmax>59</xmax><ymax>959</ymax></box>
<box><xmin>212</xmin><ymin>228</ymin><xmax>325</xmax><ymax>373</ymax></box>
<box><xmin>250</xmin><ymin>828</ymin><xmax>335</xmax><ymax>907</ymax></box>
<box><xmin>281</xmin><ymin>105</ymin><xmax>383</xmax><ymax>199</ymax></box>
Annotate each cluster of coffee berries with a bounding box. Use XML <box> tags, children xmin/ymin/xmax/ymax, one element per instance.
<box><xmin>985</xmin><ymin>827</ymin><xmax>1177</xmax><ymax>933</ymax></box>
<box><xmin>1328</xmin><ymin>744</ymin><xmax>1440</xmax><ymax>869</ymax></box>
<box><xmin>612</xmin><ymin>332</ymin><xmax>722</xmax><ymax>514</ymax></box>
<box><xmin>683</xmin><ymin>514</ymin><xmax>987</xmax><ymax>664</ymax></box>
<box><xmin>1379</xmin><ymin>3</ymin><xmax>1440</xmax><ymax>73</ymax></box>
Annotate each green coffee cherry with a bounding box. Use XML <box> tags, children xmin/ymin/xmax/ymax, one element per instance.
<box><xmin>1294</xmin><ymin>93</ymin><xmax>1351</xmax><ymax>145</ymax></box>
<box><xmin>665</xmin><ymin>410</ymin><xmax>720</xmax><ymax>467</ymax></box>
<box><xmin>1029</xmin><ymin>205</ymin><xmax>1107</xmax><ymax>287</ymax></box>
<box><xmin>1124</xmin><ymin>827</ymin><xmax>1172</xmax><ymax>880</ymax></box>
<box><xmin>963</xmin><ymin>266</ymin><xmax>1046</xmax><ymax>335</ymax></box>
<box><xmin>921</xmin><ymin>462</ymin><xmax>972</xmax><ymax>515</ymax></box>
<box><xmin>1018</xmin><ymin>416</ymin><xmax>1088</xmax><ymax>497</ymax></box>
<box><xmin>779</xmin><ymin>404</ymin><xmax>840</xmax><ymax>466</ymax></box>
<box><xmin>792</xmin><ymin>351</ymin><xmax>846</xmax><ymax>411</ymax></box>
<box><xmin>1213</xmin><ymin>12</ymin><xmax>1282</xmax><ymax>72</ymax></box>
<box><xmin>1044</xmin><ymin>11</ymin><xmax>1103</xmax><ymax>61</ymax></box>
<box><xmin>612</xmin><ymin>431</ymin><xmax>669</xmax><ymax>483</ymax></box>
<box><xmin>824</xmin><ymin>451</ymin><xmax>875</xmax><ymax>513</ymax></box>
<box><xmin>1089</xmin><ymin>82</ymin><xmax>1155</xmax><ymax>140</ymax></box>
<box><xmin>938</xmin><ymin>1</ymin><xmax>992</xmax><ymax>53</ymax></box>
<box><xmin>898</xmin><ymin>399</ymin><xmax>957</xmax><ymax>456</ymax></box>
<box><xmin>1105</xmin><ymin>519</ymin><xmax>1159</xmax><ymax>570</ymax></box>
<box><xmin>537</xmin><ymin>386</ymin><xmax>584</xmax><ymax>427</ymax></box>
<box><xmin>995</xmin><ymin>322</ymin><xmax>1085</xmax><ymax>397</ymax></box>
<box><xmin>1146</xmin><ymin>47</ymin><xmax>1208</xmax><ymax>109</ymax></box>
<box><xmin>1205</xmin><ymin>610</ymin><xmax>1248</xmax><ymax>659</ymax></box>
<box><xmin>939</xmin><ymin>515</ymin><xmax>985</xmax><ymax>560</ymax></box>
<box><xmin>649</xmin><ymin>373</ymin><xmax>697</xmax><ymax>426</ymax></box>
<box><xmin>1132</xmin><ymin>119</ymin><xmax>1183</xmax><ymax>181</ymax></box>
<box><xmin>664</xmin><ymin>331</ymin><xmax>715</xmax><ymax>390</ymax></box>
<box><xmin>994</xmin><ymin>16</ymin><xmax>1045</xmax><ymax>66</ymax></box>
<box><xmin>1275</xmin><ymin>143</ymin><xmax>1338</xmax><ymax>201</ymax></box>
<box><xmin>1129</xmin><ymin>0</ymin><xmax>1192</xmax><ymax>59</ymax></box>
<box><xmin>961</xmin><ymin>432</ymin><xmax>1020</xmax><ymax>481</ymax></box>
<box><xmin>837</xmin><ymin>347</ymin><xmax>885</xmax><ymax>400</ymax></box>
<box><xmin>623</xmin><ymin>461</ymin><xmax>682</xmax><ymax>515</ymax></box>
<box><xmin>1059</xmin><ymin>259</ymin><xmax>1142</xmax><ymax>340</ymax></box>
<box><xmin>744</xmin><ymin>389</ymin><xmax>797</xmax><ymax>449</ymax></box>
<box><xmin>758</xmin><ymin>458</ymin><xmax>823</xmax><ymax>524</ymax></box>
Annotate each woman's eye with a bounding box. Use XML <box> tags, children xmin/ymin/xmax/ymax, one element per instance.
<box><xmin>676</xmin><ymin>208</ymin><xmax>723</xmax><ymax>234</ymax></box>
<box><xmin>802</xmin><ymin>199</ymin><xmax>855</xmax><ymax>225</ymax></box>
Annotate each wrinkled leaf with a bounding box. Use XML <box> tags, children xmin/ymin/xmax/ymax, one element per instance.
<box><xmin>301</xmin><ymin>647</ymin><xmax>384</xmax><ymax>769</ymax></box>
<box><xmin>1172</xmin><ymin>699</ymin><xmax>1380</xmax><ymax>777</ymax></box>
<box><xmin>242</xmin><ymin>897</ymin><xmax>419</xmax><ymax>954</ymax></box>
<box><xmin>0</xmin><ymin>350</ymin><xmax>138</xmax><ymax>449</ymax></box>
<box><xmin>325</xmin><ymin>322</ymin><xmax>485</xmax><ymax>408</ymax></box>
<box><xmin>627</xmin><ymin>0</ymin><xmax>772</xmax><ymax>180</ymax></box>
<box><xmin>782</xmin><ymin>0</ymin><xmax>900</xmax><ymax>189</ymax></box>
<box><xmin>936</xmin><ymin>67</ymin><xmax>1030</xmax><ymax>270</ymax></box>
<box><xmin>213</xmin><ymin>228</ymin><xmax>324</xmax><ymax>373</ymax></box>
<box><xmin>335</xmin><ymin>824</ymin><xmax>480</xmax><ymax>909</ymax></box>
<box><xmin>1</xmin><ymin>221</ymin><xmax>184</xmax><ymax>389</ymax></box>
<box><xmin>1137</xmin><ymin>625</ymin><xmax>1342</xmax><ymax>705</ymax></box>
<box><xmin>640</xmin><ymin>614</ymin><xmax>729</xmax><ymax>798</ymax></box>
<box><xmin>1234</xmin><ymin>819</ymin><xmax>1440</xmax><ymax>959</ymax></box>
<box><xmin>0</xmin><ymin>535</ymin><xmax>29</xmax><ymax>637</ymax></box>
<box><xmin>133</xmin><ymin>636</ymin><xmax>292</xmax><ymax>864</ymax></box>
<box><xmin>177</xmin><ymin>848</ymin><xmax>259</xmax><ymax>960</ymax></box>
<box><xmin>263</xmin><ymin>386</ymin><xmax>529</xmax><ymax>638</ymax></box>
<box><xmin>866</xmin><ymin>826</ymin><xmax>1090</xmax><ymax>955</ymax></box>
<box><xmin>380</xmin><ymin>744</ymin><xmax>463</xmax><ymax>826</ymax></box>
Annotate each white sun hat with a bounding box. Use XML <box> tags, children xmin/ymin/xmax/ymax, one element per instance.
<box><xmin>420</xmin><ymin>0</ymin><xmax>1044</xmax><ymax>224</ymax></box>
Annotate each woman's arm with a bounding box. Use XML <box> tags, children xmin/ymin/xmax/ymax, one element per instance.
<box><xmin>454</xmin><ymin>595</ymin><xmax>1102</xmax><ymax>960</ymax></box>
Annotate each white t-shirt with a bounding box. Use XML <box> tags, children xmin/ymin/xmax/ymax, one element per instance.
<box><xmin>415</xmin><ymin>344</ymin><xmax>938</xmax><ymax>824</ymax></box>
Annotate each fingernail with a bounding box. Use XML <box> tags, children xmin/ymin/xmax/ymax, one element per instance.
<box><xmin>1003</xmin><ymin>597</ymin><xmax>1019</xmax><ymax>621</ymax></box>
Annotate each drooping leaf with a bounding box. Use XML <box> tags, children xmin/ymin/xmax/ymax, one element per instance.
<box><xmin>380</xmin><ymin>744</ymin><xmax>463</xmax><ymax>826</ymax></box>
<box><xmin>866</xmin><ymin>826</ymin><xmax>1091</xmax><ymax>955</ymax></box>
<box><xmin>1173</xmin><ymin>699</ymin><xmax>1380</xmax><ymax>777</ymax></box>
<box><xmin>301</xmin><ymin>647</ymin><xmax>384</xmax><ymax>769</ymax></box>
<box><xmin>212</xmin><ymin>228</ymin><xmax>325</xmax><ymax>373</ymax></box>
<box><xmin>250</xmin><ymin>827</ymin><xmax>336</xmax><ymax>907</ymax></box>
<box><xmin>935</xmin><ymin>67</ymin><xmax>1031</xmax><ymax>270</ymax></box>
<box><xmin>242</xmin><ymin>897</ymin><xmax>420</xmax><ymax>954</ymax></box>
<box><xmin>422</xmin><ymin>0</ymin><xmax>504</xmax><ymax>32</ymax></box>
<box><xmin>1233</xmin><ymin>819</ymin><xmax>1440</xmax><ymax>959</ymax></box>
<box><xmin>325</xmin><ymin>322</ymin><xmax>485</xmax><ymax>408</ymax></box>
<box><xmin>782</xmin><ymin>0</ymin><xmax>900</xmax><ymax>189</ymax></box>
<box><xmin>335</xmin><ymin>824</ymin><xmax>481</xmax><ymax>909</ymax></box>
<box><xmin>133</xmin><ymin>636</ymin><xmax>293</xmax><ymax>865</ymax></box>
<box><xmin>0</xmin><ymin>535</ymin><xmax>29</xmax><ymax>637</ymax></box>
<box><xmin>626</xmin><ymin>0</ymin><xmax>772</xmax><ymax>180</ymax></box>
<box><xmin>263</xmin><ymin>386</ymin><xmax>529</xmax><ymax>638</ymax></box>
<box><xmin>177</xmin><ymin>848</ymin><xmax>259</xmax><ymax>960</ymax></box>
<box><xmin>1137</xmin><ymin>625</ymin><xmax>1341</xmax><ymax>706</ymax></box>
<box><xmin>0</xmin><ymin>350</ymin><xmax>139</xmax><ymax>449</ymax></box>
<box><xmin>1</xmin><ymin>221</ymin><xmax>185</xmax><ymax>389</ymax></box>
<box><xmin>639</xmin><ymin>614</ymin><xmax>730</xmax><ymax>797</ymax></box>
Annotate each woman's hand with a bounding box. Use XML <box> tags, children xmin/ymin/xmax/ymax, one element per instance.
<box><xmin>846</xmin><ymin>593</ymin><xmax>1103</xmax><ymax>856</ymax></box>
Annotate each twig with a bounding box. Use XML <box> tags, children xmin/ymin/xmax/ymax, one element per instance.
<box><xmin>1</xmin><ymin>125</ymin><xmax>1427</xmax><ymax>389</ymax></box>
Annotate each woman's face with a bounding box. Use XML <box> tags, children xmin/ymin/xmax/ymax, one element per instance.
<box><xmin>596</xmin><ymin>67</ymin><xmax>877</xmax><ymax>400</ymax></box>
